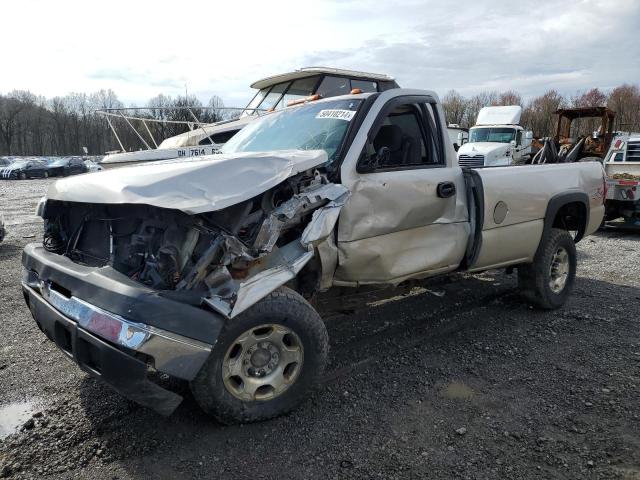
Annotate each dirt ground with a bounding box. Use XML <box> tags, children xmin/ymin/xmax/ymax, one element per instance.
<box><xmin>0</xmin><ymin>178</ymin><xmax>638</xmax><ymax>479</ymax></box>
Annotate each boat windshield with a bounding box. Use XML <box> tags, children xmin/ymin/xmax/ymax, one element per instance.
<box><xmin>222</xmin><ymin>98</ymin><xmax>363</xmax><ymax>163</ymax></box>
<box><xmin>469</xmin><ymin>127</ymin><xmax>516</xmax><ymax>143</ymax></box>
<box><xmin>242</xmin><ymin>74</ymin><xmax>379</xmax><ymax>117</ymax></box>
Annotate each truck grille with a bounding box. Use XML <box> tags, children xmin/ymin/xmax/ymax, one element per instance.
<box><xmin>627</xmin><ymin>141</ymin><xmax>640</xmax><ymax>161</ymax></box>
<box><xmin>458</xmin><ymin>154</ymin><xmax>485</xmax><ymax>168</ymax></box>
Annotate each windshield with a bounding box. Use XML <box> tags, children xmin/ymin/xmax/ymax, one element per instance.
<box><xmin>222</xmin><ymin>98</ymin><xmax>362</xmax><ymax>163</ymax></box>
<box><xmin>11</xmin><ymin>161</ymin><xmax>28</xmax><ymax>168</ymax></box>
<box><xmin>469</xmin><ymin>127</ymin><xmax>516</xmax><ymax>143</ymax></box>
<box><xmin>49</xmin><ymin>159</ymin><xmax>67</xmax><ymax>166</ymax></box>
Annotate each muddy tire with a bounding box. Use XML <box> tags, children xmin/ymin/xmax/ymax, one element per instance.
<box><xmin>517</xmin><ymin>228</ymin><xmax>576</xmax><ymax>309</ymax></box>
<box><xmin>191</xmin><ymin>287</ymin><xmax>328</xmax><ymax>424</ymax></box>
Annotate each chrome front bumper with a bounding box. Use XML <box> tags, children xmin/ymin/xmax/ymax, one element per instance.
<box><xmin>23</xmin><ymin>270</ymin><xmax>211</xmax><ymax>381</ymax></box>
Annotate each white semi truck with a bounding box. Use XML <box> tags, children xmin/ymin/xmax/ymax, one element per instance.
<box><xmin>457</xmin><ymin>106</ymin><xmax>533</xmax><ymax>168</ymax></box>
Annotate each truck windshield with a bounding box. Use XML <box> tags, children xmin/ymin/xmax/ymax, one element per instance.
<box><xmin>221</xmin><ymin>98</ymin><xmax>362</xmax><ymax>163</ymax></box>
<box><xmin>469</xmin><ymin>127</ymin><xmax>516</xmax><ymax>143</ymax></box>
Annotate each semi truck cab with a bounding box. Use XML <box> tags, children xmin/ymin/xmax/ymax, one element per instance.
<box><xmin>457</xmin><ymin>106</ymin><xmax>533</xmax><ymax>168</ymax></box>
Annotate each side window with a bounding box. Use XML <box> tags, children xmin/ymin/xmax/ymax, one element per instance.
<box><xmin>199</xmin><ymin>129</ymin><xmax>240</xmax><ymax>145</ymax></box>
<box><xmin>613</xmin><ymin>152</ymin><xmax>624</xmax><ymax>162</ymax></box>
<box><xmin>316</xmin><ymin>76</ymin><xmax>350</xmax><ymax>98</ymax></box>
<box><xmin>358</xmin><ymin>102</ymin><xmax>443</xmax><ymax>172</ymax></box>
<box><xmin>516</xmin><ymin>130</ymin><xmax>522</xmax><ymax>146</ymax></box>
<box><xmin>276</xmin><ymin>76</ymin><xmax>319</xmax><ymax>109</ymax></box>
<box><xmin>259</xmin><ymin>83</ymin><xmax>290</xmax><ymax>111</ymax></box>
<box><xmin>351</xmin><ymin>79</ymin><xmax>377</xmax><ymax>93</ymax></box>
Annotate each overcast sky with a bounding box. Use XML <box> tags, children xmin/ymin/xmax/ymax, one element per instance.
<box><xmin>2</xmin><ymin>0</ymin><xmax>639</xmax><ymax>107</ymax></box>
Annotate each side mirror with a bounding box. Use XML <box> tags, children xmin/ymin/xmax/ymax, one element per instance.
<box><xmin>457</xmin><ymin>132</ymin><xmax>464</xmax><ymax>145</ymax></box>
<box><xmin>376</xmin><ymin>146</ymin><xmax>391</xmax><ymax>166</ymax></box>
<box><xmin>510</xmin><ymin>140</ymin><xmax>517</xmax><ymax>148</ymax></box>
<box><xmin>358</xmin><ymin>145</ymin><xmax>389</xmax><ymax>173</ymax></box>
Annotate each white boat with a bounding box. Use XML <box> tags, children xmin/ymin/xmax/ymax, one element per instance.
<box><xmin>97</xmin><ymin>67</ymin><xmax>398</xmax><ymax>169</ymax></box>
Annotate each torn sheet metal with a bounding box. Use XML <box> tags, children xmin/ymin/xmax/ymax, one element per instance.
<box><xmin>230</xmin><ymin>242</ymin><xmax>314</xmax><ymax>318</ymax></box>
<box><xmin>300</xmin><ymin>191</ymin><xmax>349</xmax><ymax>246</ymax></box>
<box><xmin>204</xmin><ymin>183</ymin><xmax>350</xmax><ymax>317</ymax></box>
<box><xmin>254</xmin><ymin>182</ymin><xmax>350</xmax><ymax>253</ymax></box>
<box><xmin>46</xmin><ymin>150</ymin><xmax>329</xmax><ymax>215</ymax></box>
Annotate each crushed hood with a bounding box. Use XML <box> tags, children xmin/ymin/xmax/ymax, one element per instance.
<box><xmin>46</xmin><ymin>150</ymin><xmax>328</xmax><ymax>214</ymax></box>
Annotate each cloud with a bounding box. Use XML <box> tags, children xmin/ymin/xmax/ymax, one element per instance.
<box><xmin>0</xmin><ymin>0</ymin><xmax>638</xmax><ymax>106</ymax></box>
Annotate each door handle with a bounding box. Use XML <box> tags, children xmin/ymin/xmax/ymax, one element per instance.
<box><xmin>437</xmin><ymin>181</ymin><xmax>456</xmax><ymax>198</ymax></box>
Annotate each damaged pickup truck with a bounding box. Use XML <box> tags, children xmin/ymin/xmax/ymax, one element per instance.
<box><xmin>22</xmin><ymin>89</ymin><xmax>606</xmax><ymax>423</ymax></box>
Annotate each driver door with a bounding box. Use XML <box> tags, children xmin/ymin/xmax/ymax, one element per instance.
<box><xmin>335</xmin><ymin>95</ymin><xmax>469</xmax><ymax>285</ymax></box>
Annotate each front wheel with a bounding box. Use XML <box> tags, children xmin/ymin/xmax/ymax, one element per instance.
<box><xmin>19</xmin><ymin>172</ymin><xmax>27</xmax><ymax>180</ymax></box>
<box><xmin>43</xmin><ymin>171</ymin><xmax>49</xmax><ymax>178</ymax></box>
<box><xmin>518</xmin><ymin>228</ymin><xmax>577</xmax><ymax>309</ymax></box>
<box><xmin>191</xmin><ymin>287</ymin><xmax>328</xmax><ymax>424</ymax></box>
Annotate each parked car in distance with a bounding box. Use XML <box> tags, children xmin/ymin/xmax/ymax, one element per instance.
<box><xmin>47</xmin><ymin>157</ymin><xmax>87</xmax><ymax>177</ymax></box>
<box><xmin>84</xmin><ymin>159</ymin><xmax>103</xmax><ymax>172</ymax></box>
<box><xmin>0</xmin><ymin>159</ymin><xmax>50</xmax><ymax>179</ymax></box>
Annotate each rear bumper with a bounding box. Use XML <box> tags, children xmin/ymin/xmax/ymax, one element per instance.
<box><xmin>21</xmin><ymin>244</ymin><xmax>225</xmax><ymax>415</ymax></box>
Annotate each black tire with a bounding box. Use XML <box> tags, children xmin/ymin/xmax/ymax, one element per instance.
<box><xmin>19</xmin><ymin>172</ymin><xmax>27</xmax><ymax>180</ymax></box>
<box><xmin>191</xmin><ymin>287</ymin><xmax>328</xmax><ymax>424</ymax></box>
<box><xmin>43</xmin><ymin>171</ymin><xmax>49</xmax><ymax>178</ymax></box>
<box><xmin>517</xmin><ymin>228</ymin><xmax>576</xmax><ymax>309</ymax></box>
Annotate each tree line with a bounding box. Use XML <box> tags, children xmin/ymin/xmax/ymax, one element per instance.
<box><xmin>1</xmin><ymin>83</ymin><xmax>639</xmax><ymax>156</ymax></box>
<box><xmin>0</xmin><ymin>90</ymin><xmax>227</xmax><ymax>156</ymax></box>
<box><xmin>441</xmin><ymin>84</ymin><xmax>640</xmax><ymax>138</ymax></box>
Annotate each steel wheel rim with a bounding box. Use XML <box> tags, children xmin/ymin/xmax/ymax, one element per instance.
<box><xmin>549</xmin><ymin>247</ymin><xmax>570</xmax><ymax>294</ymax></box>
<box><xmin>222</xmin><ymin>324</ymin><xmax>304</xmax><ymax>402</ymax></box>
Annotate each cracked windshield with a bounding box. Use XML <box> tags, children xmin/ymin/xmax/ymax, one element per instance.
<box><xmin>221</xmin><ymin>98</ymin><xmax>362</xmax><ymax>162</ymax></box>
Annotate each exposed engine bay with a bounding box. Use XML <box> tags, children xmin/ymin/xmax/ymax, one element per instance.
<box><xmin>40</xmin><ymin>170</ymin><xmax>349</xmax><ymax>318</ymax></box>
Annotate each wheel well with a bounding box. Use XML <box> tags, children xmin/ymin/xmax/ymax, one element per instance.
<box><xmin>551</xmin><ymin>201</ymin><xmax>587</xmax><ymax>242</ymax></box>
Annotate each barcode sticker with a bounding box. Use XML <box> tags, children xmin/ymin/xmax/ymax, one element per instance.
<box><xmin>316</xmin><ymin>109</ymin><xmax>356</xmax><ymax>121</ymax></box>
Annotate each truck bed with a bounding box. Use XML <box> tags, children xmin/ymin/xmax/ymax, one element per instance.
<box><xmin>470</xmin><ymin>162</ymin><xmax>605</xmax><ymax>270</ymax></box>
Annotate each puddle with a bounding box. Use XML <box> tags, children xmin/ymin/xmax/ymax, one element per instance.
<box><xmin>441</xmin><ymin>381</ymin><xmax>476</xmax><ymax>400</ymax></box>
<box><xmin>0</xmin><ymin>401</ymin><xmax>39</xmax><ymax>439</ymax></box>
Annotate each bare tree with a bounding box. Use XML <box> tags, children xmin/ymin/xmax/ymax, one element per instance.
<box><xmin>441</xmin><ymin>90</ymin><xmax>467</xmax><ymax>126</ymax></box>
<box><xmin>0</xmin><ymin>94</ymin><xmax>26</xmax><ymax>154</ymax></box>
<box><xmin>498</xmin><ymin>90</ymin><xmax>522</xmax><ymax>107</ymax></box>
<box><xmin>608</xmin><ymin>84</ymin><xmax>640</xmax><ymax>132</ymax></box>
<box><xmin>521</xmin><ymin>90</ymin><xmax>565</xmax><ymax>138</ymax></box>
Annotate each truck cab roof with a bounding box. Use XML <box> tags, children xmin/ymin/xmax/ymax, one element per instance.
<box><xmin>475</xmin><ymin>106</ymin><xmax>522</xmax><ymax>126</ymax></box>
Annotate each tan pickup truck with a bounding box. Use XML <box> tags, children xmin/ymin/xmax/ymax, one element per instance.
<box><xmin>22</xmin><ymin>89</ymin><xmax>605</xmax><ymax>423</ymax></box>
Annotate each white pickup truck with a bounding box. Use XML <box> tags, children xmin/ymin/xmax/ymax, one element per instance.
<box><xmin>22</xmin><ymin>89</ymin><xmax>605</xmax><ymax>423</ymax></box>
<box><xmin>602</xmin><ymin>133</ymin><xmax>640</xmax><ymax>226</ymax></box>
<box><xmin>458</xmin><ymin>106</ymin><xmax>533</xmax><ymax>167</ymax></box>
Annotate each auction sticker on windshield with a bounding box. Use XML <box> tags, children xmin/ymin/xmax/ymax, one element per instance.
<box><xmin>316</xmin><ymin>109</ymin><xmax>356</xmax><ymax>121</ymax></box>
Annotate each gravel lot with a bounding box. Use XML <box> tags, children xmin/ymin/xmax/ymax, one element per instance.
<box><xmin>0</xmin><ymin>178</ymin><xmax>639</xmax><ymax>479</ymax></box>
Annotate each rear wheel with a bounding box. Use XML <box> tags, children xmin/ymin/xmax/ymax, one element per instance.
<box><xmin>191</xmin><ymin>287</ymin><xmax>328</xmax><ymax>424</ymax></box>
<box><xmin>518</xmin><ymin>228</ymin><xmax>576</xmax><ymax>309</ymax></box>
<box><xmin>43</xmin><ymin>171</ymin><xmax>49</xmax><ymax>178</ymax></box>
